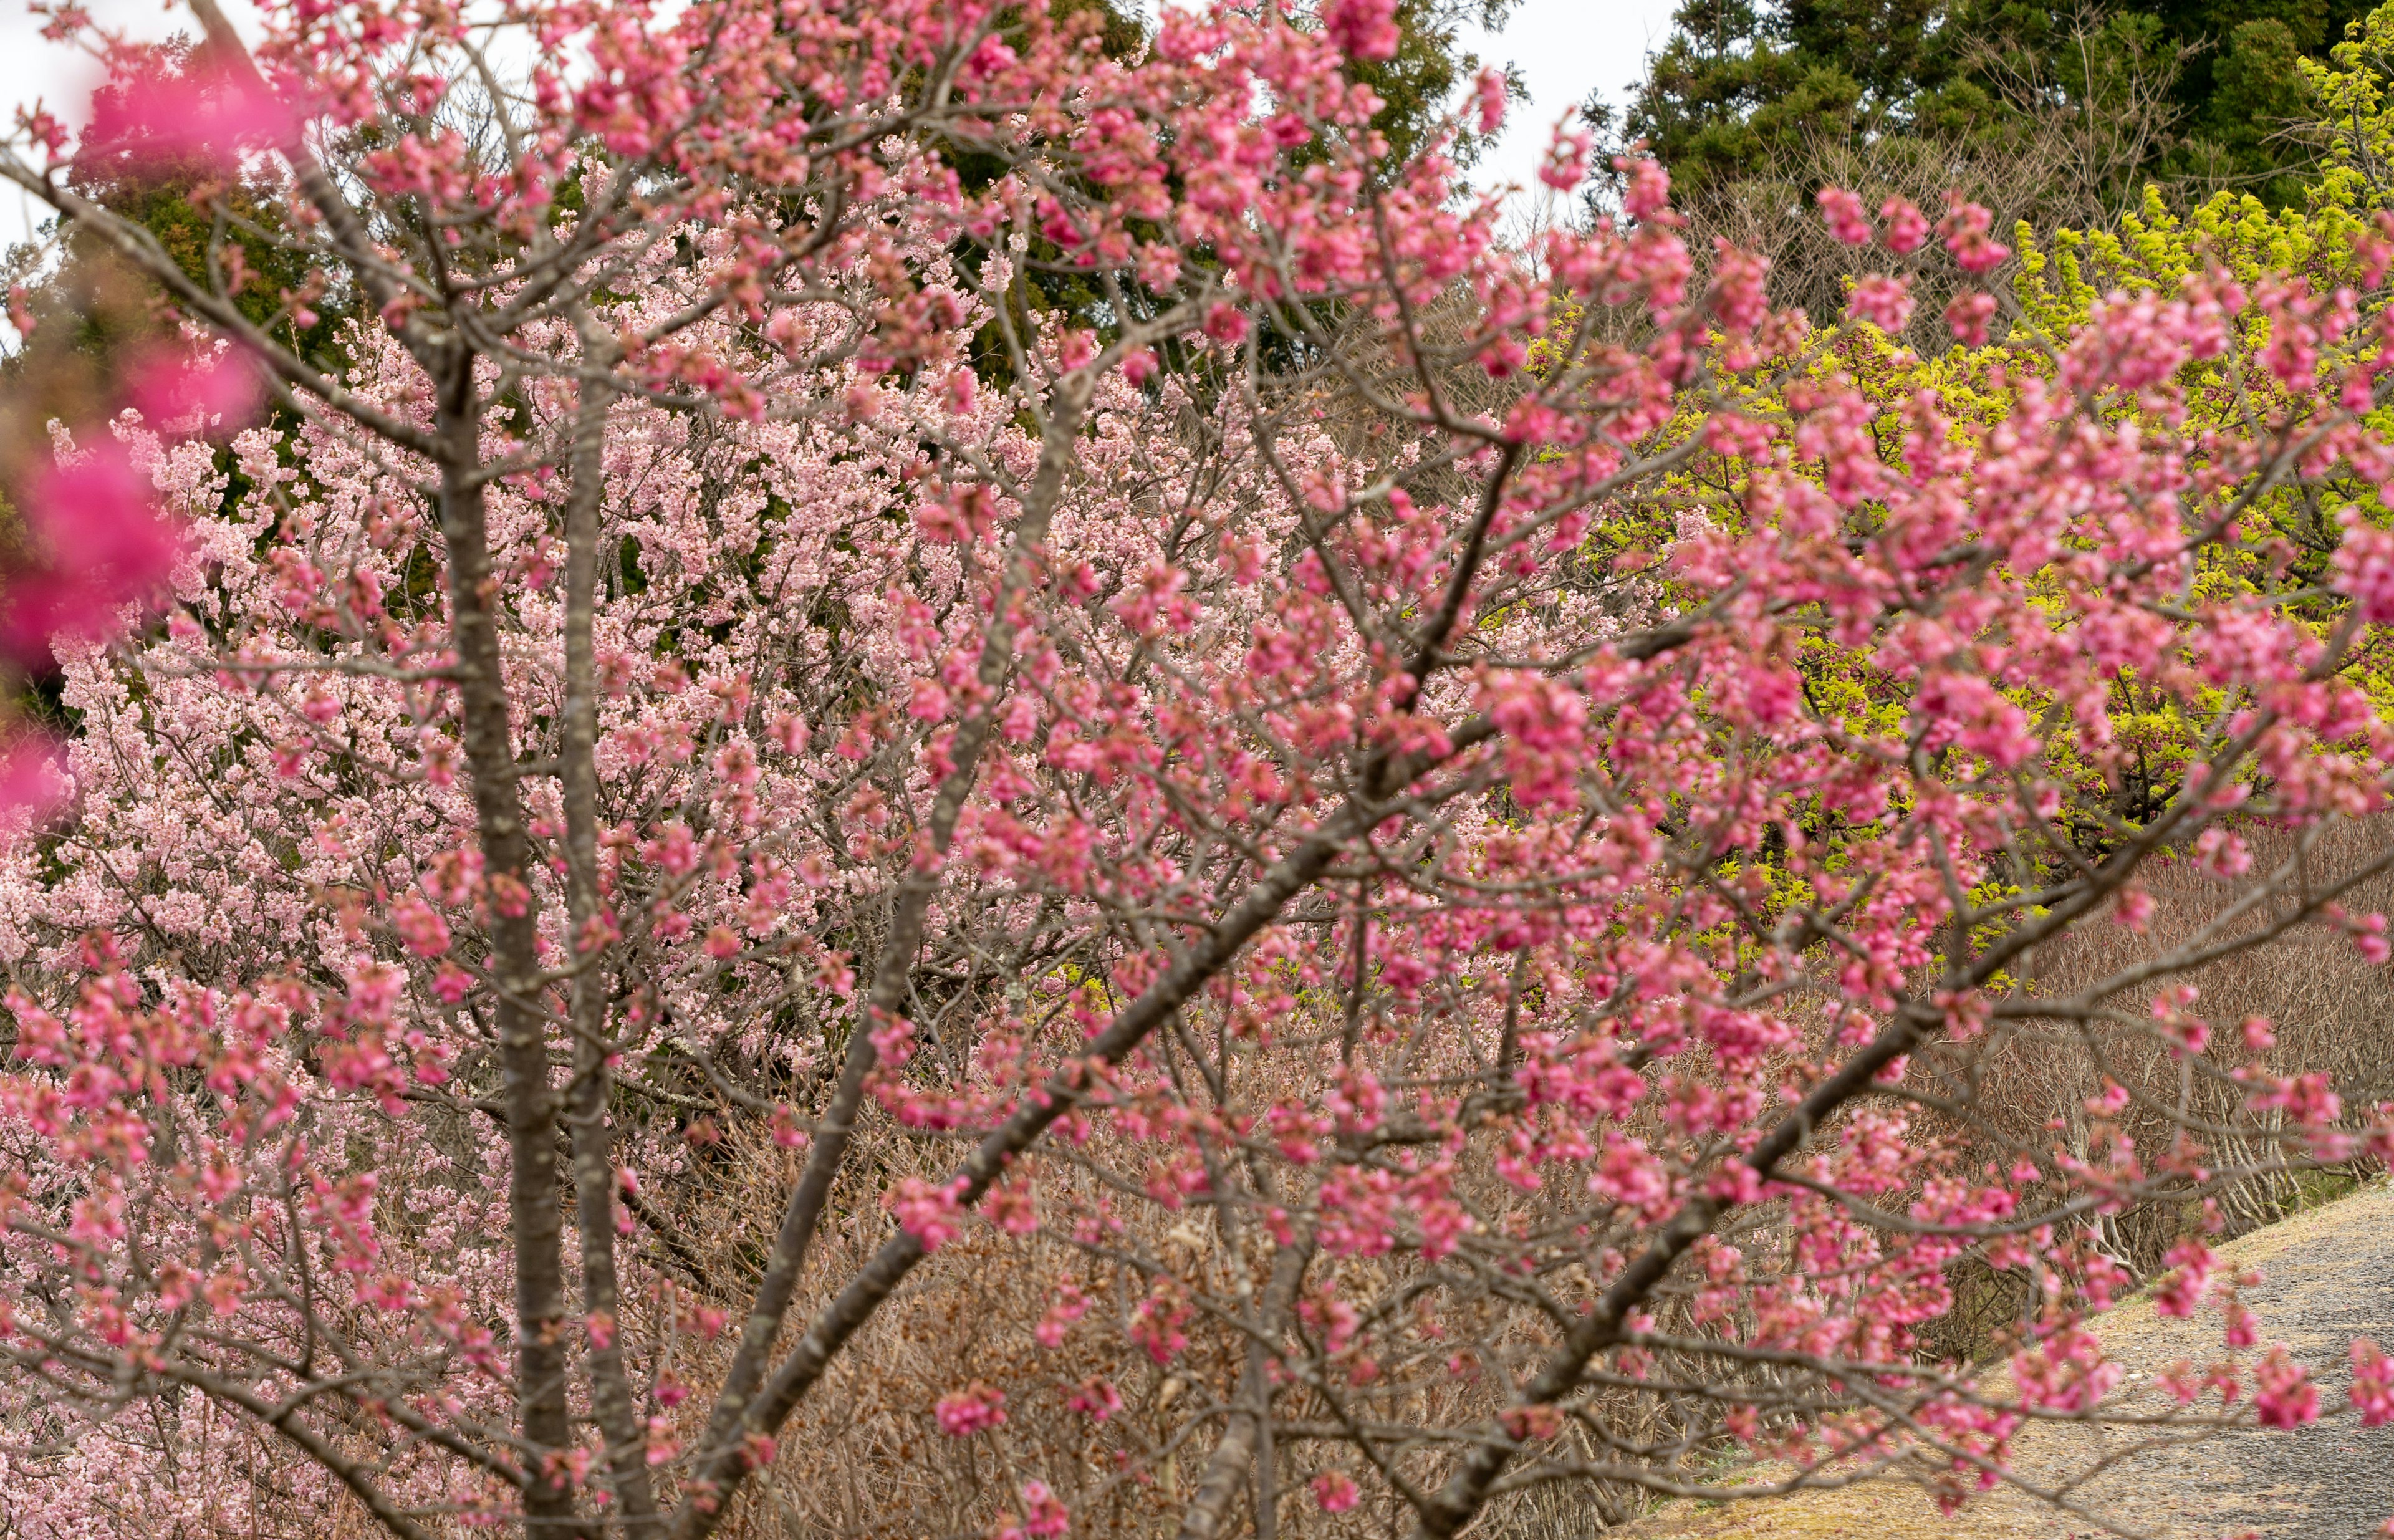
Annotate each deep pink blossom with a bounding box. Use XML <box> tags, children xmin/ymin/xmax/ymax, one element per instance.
<box><xmin>0</xmin><ymin>4</ymin><xmax>2383</xmax><ymax>1537</ymax></box>
<box><xmin>1817</xmin><ymin>186</ymin><xmax>1872</xmax><ymax>244</ymax></box>
<box><xmin>1311</xmin><ymin>1471</ymin><xmax>1360</xmax><ymax>1513</ymax></box>
<box><xmin>1322</xmin><ymin>0</ymin><xmax>1400</xmax><ymax>61</ymax></box>
<box><xmin>934</xmin><ymin>1382</ymin><xmax>1007</xmax><ymax>1437</ymax></box>
<box><xmin>2351</xmin><ymin>1339</ymin><xmax>2394</xmax><ymax>1427</ymax></box>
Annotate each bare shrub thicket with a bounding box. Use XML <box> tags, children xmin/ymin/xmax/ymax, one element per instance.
<box><xmin>577</xmin><ymin>829</ymin><xmax>2394</xmax><ymax>1540</ymax></box>
<box><xmin>759</xmin><ymin>835</ymin><xmax>2394</xmax><ymax>1540</ymax></box>
<box><xmin>1911</xmin><ymin>819</ymin><xmax>2394</xmax><ymax>1363</ymax></box>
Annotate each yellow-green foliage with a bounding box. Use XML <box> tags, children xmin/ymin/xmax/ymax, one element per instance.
<box><xmin>2003</xmin><ymin>0</ymin><xmax>2394</xmax><ymax>321</ymax></box>
<box><xmin>2015</xmin><ymin>185</ymin><xmax>2373</xmax><ymax>335</ymax></box>
<box><xmin>2305</xmin><ymin>0</ymin><xmax>2394</xmax><ymax>218</ymax></box>
<box><xmin>1539</xmin><ymin>15</ymin><xmax>2394</xmax><ymax>895</ymax></box>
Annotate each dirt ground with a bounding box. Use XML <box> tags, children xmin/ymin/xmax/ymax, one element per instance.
<box><xmin>1621</xmin><ymin>1180</ymin><xmax>2394</xmax><ymax>1540</ymax></box>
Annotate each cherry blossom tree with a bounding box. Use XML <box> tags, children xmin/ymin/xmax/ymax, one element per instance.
<box><xmin>3</xmin><ymin>1</ymin><xmax>2394</xmax><ymax>1537</ymax></box>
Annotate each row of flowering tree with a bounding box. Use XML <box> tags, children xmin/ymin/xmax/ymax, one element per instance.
<box><xmin>1</xmin><ymin>0</ymin><xmax>2393</xmax><ymax>1535</ymax></box>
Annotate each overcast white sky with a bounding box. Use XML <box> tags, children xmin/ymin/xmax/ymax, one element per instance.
<box><xmin>1468</xmin><ymin>0</ymin><xmax>1678</xmax><ymax>196</ymax></box>
<box><xmin>0</xmin><ymin>0</ymin><xmax>1680</xmax><ymax>241</ymax></box>
<box><xmin>0</xmin><ymin>0</ymin><xmax>261</xmax><ymax>243</ymax></box>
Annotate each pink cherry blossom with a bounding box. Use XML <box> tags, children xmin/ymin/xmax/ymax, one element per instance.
<box><xmin>0</xmin><ymin>3</ymin><xmax>2383</xmax><ymax>1538</ymax></box>
<box><xmin>2351</xmin><ymin>1339</ymin><xmax>2394</xmax><ymax>1427</ymax></box>
<box><xmin>933</xmin><ymin>1382</ymin><xmax>1007</xmax><ymax>1437</ymax></box>
<box><xmin>2255</xmin><ymin>1346</ymin><xmax>2320</xmax><ymax>1429</ymax></box>
<box><xmin>1848</xmin><ymin>273</ymin><xmax>1916</xmax><ymax>332</ymax></box>
<box><xmin>1817</xmin><ymin>186</ymin><xmax>1873</xmax><ymax>244</ymax></box>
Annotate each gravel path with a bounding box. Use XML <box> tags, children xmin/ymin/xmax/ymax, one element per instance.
<box><xmin>1625</xmin><ymin>1180</ymin><xmax>2394</xmax><ymax>1540</ymax></box>
<box><xmin>2129</xmin><ymin>1191</ymin><xmax>2394</xmax><ymax>1539</ymax></box>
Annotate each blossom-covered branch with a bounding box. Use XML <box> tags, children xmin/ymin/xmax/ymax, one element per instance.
<box><xmin>4</xmin><ymin>0</ymin><xmax>2394</xmax><ymax>1537</ymax></box>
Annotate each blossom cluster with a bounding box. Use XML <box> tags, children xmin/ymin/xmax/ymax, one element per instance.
<box><xmin>1</xmin><ymin>0</ymin><xmax>2393</xmax><ymax>1535</ymax></box>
